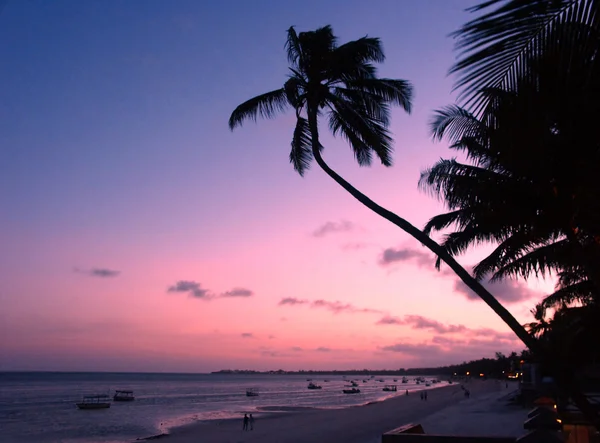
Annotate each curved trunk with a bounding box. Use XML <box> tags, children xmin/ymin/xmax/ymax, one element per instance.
<box><xmin>306</xmin><ymin>106</ymin><xmax>598</xmax><ymax>429</ymax></box>
<box><xmin>307</xmin><ymin>107</ymin><xmax>536</xmax><ymax>350</ymax></box>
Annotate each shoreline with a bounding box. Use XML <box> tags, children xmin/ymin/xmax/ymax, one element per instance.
<box><xmin>135</xmin><ymin>382</ymin><xmax>502</xmax><ymax>443</ymax></box>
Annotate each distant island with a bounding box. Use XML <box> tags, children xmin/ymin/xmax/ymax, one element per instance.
<box><xmin>211</xmin><ymin>353</ymin><xmax>524</xmax><ymax>378</ymax></box>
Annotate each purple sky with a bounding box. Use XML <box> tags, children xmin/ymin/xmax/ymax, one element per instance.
<box><xmin>0</xmin><ymin>0</ymin><xmax>548</xmax><ymax>373</ymax></box>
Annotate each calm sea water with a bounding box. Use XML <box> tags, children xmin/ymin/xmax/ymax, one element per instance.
<box><xmin>0</xmin><ymin>372</ymin><xmax>441</xmax><ymax>443</ymax></box>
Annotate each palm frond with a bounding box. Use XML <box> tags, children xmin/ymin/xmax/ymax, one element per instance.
<box><xmin>328</xmin><ymin>96</ymin><xmax>393</xmax><ymax>166</ymax></box>
<box><xmin>450</xmin><ymin>0</ymin><xmax>597</xmax><ymax>109</ymax></box>
<box><xmin>228</xmin><ymin>89</ymin><xmax>289</xmax><ymax>130</ymax></box>
<box><xmin>285</xmin><ymin>27</ymin><xmax>303</xmax><ymax>68</ymax></box>
<box><xmin>290</xmin><ymin>116</ymin><xmax>313</xmax><ymax>176</ymax></box>
<box><xmin>430</xmin><ymin>105</ymin><xmax>483</xmax><ymax>142</ymax></box>
<box><xmin>334</xmin><ymin>36</ymin><xmax>385</xmax><ymax>64</ymax></box>
<box><xmin>344</xmin><ymin>78</ymin><xmax>413</xmax><ymax>113</ymax></box>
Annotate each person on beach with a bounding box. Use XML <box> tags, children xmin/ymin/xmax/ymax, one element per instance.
<box><xmin>405</xmin><ymin>389</ymin><xmax>409</xmax><ymax>396</ymax></box>
<box><xmin>243</xmin><ymin>414</ymin><xmax>249</xmax><ymax>431</ymax></box>
<box><xmin>424</xmin><ymin>391</ymin><xmax>428</xmax><ymax>401</ymax></box>
<box><xmin>420</xmin><ymin>392</ymin><xmax>423</xmax><ymax>400</ymax></box>
<box><xmin>249</xmin><ymin>414</ymin><xmax>254</xmax><ymax>430</ymax></box>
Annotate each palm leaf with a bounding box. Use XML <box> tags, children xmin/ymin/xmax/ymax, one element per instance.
<box><xmin>228</xmin><ymin>89</ymin><xmax>289</xmax><ymax>129</ymax></box>
<box><xmin>451</xmin><ymin>0</ymin><xmax>598</xmax><ymax>110</ymax></box>
<box><xmin>290</xmin><ymin>116</ymin><xmax>312</xmax><ymax>175</ymax></box>
<box><xmin>344</xmin><ymin>78</ymin><xmax>413</xmax><ymax>113</ymax></box>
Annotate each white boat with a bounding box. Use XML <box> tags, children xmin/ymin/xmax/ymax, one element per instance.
<box><xmin>76</xmin><ymin>395</ymin><xmax>111</xmax><ymax>410</ymax></box>
<box><xmin>307</xmin><ymin>382</ymin><xmax>322</xmax><ymax>390</ymax></box>
<box><xmin>383</xmin><ymin>385</ymin><xmax>397</xmax><ymax>392</ymax></box>
<box><xmin>113</xmin><ymin>390</ymin><xmax>134</xmax><ymax>402</ymax></box>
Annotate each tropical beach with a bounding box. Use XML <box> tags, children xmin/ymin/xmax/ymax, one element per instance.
<box><xmin>164</xmin><ymin>381</ymin><xmax>523</xmax><ymax>443</ymax></box>
<box><xmin>2</xmin><ymin>0</ymin><xmax>600</xmax><ymax>441</ymax></box>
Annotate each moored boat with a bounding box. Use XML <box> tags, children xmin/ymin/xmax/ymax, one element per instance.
<box><xmin>307</xmin><ymin>382</ymin><xmax>322</xmax><ymax>390</ymax></box>
<box><xmin>383</xmin><ymin>384</ymin><xmax>397</xmax><ymax>392</ymax></box>
<box><xmin>113</xmin><ymin>390</ymin><xmax>134</xmax><ymax>401</ymax></box>
<box><xmin>246</xmin><ymin>388</ymin><xmax>259</xmax><ymax>397</ymax></box>
<box><xmin>342</xmin><ymin>387</ymin><xmax>360</xmax><ymax>394</ymax></box>
<box><xmin>76</xmin><ymin>395</ymin><xmax>111</xmax><ymax>410</ymax></box>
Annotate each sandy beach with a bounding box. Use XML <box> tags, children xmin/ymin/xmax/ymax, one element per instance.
<box><xmin>155</xmin><ymin>380</ymin><xmax>524</xmax><ymax>443</ymax></box>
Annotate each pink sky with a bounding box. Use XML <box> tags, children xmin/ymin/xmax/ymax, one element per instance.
<box><xmin>0</xmin><ymin>0</ymin><xmax>552</xmax><ymax>372</ymax></box>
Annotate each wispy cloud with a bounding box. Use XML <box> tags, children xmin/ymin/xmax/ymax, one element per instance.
<box><xmin>376</xmin><ymin>314</ymin><xmax>519</xmax><ymax>343</ymax></box>
<box><xmin>221</xmin><ymin>287</ymin><xmax>253</xmax><ymax>298</ymax></box>
<box><xmin>291</xmin><ymin>346</ymin><xmax>303</xmax><ymax>352</ymax></box>
<box><xmin>167</xmin><ymin>280</ymin><xmax>255</xmax><ymax>301</ymax></box>
<box><xmin>316</xmin><ymin>346</ymin><xmax>332</xmax><ymax>352</ymax></box>
<box><xmin>167</xmin><ymin>280</ymin><xmax>211</xmax><ymax>298</ymax></box>
<box><xmin>278</xmin><ymin>298</ymin><xmax>382</xmax><ymax>315</ymax></box>
<box><xmin>278</xmin><ymin>297</ymin><xmax>308</xmax><ymax>306</ymax></box>
<box><xmin>74</xmin><ymin>267</ymin><xmax>120</xmax><ymax>278</ymax></box>
<box><xmin>378</xmin><ymin>247</ymin><xmax>433</xmax><ymax>267</ymax></box>
<box><xmin>377</xmin><ymin>247</ymin><xmax>539</xmax><ymax>304</ymax></box>
<box><xmin>381</xmin><ymin>342</ymin><xmax>442</xmax><ymax>356</ymax></box>
<box><xmin>341</xmin><ymin>242</ymin><xmax>369</xmax><ymax>251</ymax></box>
<box><xmin>241</xmin><ymin>333</ymin><xmax>254</xmax><ymax>338</ymax></box>
<box><xmin>312</xmin><ymin>220</ymin><xmax>355</xmax><ymax>238</ymax></box>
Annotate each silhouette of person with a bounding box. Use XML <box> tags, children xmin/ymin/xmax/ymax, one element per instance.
<box><xmin>249</xmin><ymin>413</ymin><xmax>254</xmax><ymax>430</ymax></box>
<box><xmin>420</xmin><ymin>392</ymin><xmax>424</xmax><ymax>400</ymax></box>
<box><xmin>424</xmin><ymin>391</ymin><xmax>428</xmax><ymax>401</ymax></box>
<box><xmin>243</xmin><ymin>413</ymin><xmax>249</xmax><ymax>431</ymax></box>
<box><xmin>405</xmin><ymin>389</ymin><xmax>409</xmax><ymax>396</ymax></box>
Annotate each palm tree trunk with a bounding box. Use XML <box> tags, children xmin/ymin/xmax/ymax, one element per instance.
<box><xmin>307</xmin><ymin>107</ymin><xmax>599</xmax><ymax>429</ymax></box>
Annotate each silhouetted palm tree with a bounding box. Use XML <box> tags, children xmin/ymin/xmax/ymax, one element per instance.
<box><xmin>228</xmin><ymin>26</ymin><xmax>538</xmax><ymax>350</ymax></box>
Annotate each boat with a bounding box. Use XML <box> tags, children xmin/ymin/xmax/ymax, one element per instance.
<box><xmin>362</xmin><ymin>379</ymin><xmax>368</xmax><ymax>383</ymax></box>
<box><xmin>246</xmin><ymin>388</ymin><xmax>259</xmax><ymax>397</ymax></box>
<box><xmin>323</xmin><ymin>379</ymin><xmax>329</xmax><ymax>382</ymax></box>
<box><xmin>401</xmin><ymin>377</ymin><xmax>408</xmax><ymax>383</ymax></box>
<box><xmin>342</xmin><ymin>388</ymin><xmax>360</xmax><ymax>394</ymax></box>
<box><xmin>383</xmin><ymin>385</ymin><xmax>397</xmax><ymax>392</ymax></box>
<box><xmin>393</xmin><ymin>379</ymin><xmax>398</xmax><ymax>382</ymax></box>
<box><xmin>307</xmin><ymin>382</ymin><xmax>322</xmax><ymax>390</ymax></box>
<box><xmin>425</xmin><ymin>382</ymin><xmax>431</xmax><ymax>387</ymax></box>
<box><xmin>113</xmin><ymin>390</ymin><xmax>134</xmax><ymax>402</ymax></box>
<box><xmin>76</xmin><ymin>395</ymin><xmax>111</xmax><ymax>410</ymax></box>
<box><xmin>350</xmin><ymin>381</ymin><xmax>359</xmax><ymax>387</ymax></box>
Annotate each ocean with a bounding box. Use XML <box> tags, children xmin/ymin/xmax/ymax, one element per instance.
<box><xmin>0</xmin><ymin>372</ymin><xmax>441</xmax><ymax>443</ymax></box>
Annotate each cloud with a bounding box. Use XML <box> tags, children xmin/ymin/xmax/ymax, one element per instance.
<box><xmin>278</xmin><ymin>297</ymin><xmax>308</xmax><ymax>306</ymax></box>
<box><xmin>291</xmin><ymin>346</ymin><xmax>303</xmax><ymax>352</ymax></box>
<box><xmin>375</xmin><ymin>314</ymin><xmax>465</xmax><ymax>334</ymax></box>
<box><xmin>74</xmin><ymin>267</ymin><xmax>120</xmax><ymax>278</ymax></box>
<box><xmin>453</xmin><ymin>278</ymin><xmax>536</xmax><ymax>304</ymax></box>
<box><xmin>379</xmin><ymin>247</ymin><xmax>434</xmax><ymax>267</ymax></box>
<box><xmin>167</xmin><ymin>280</ymin><xmax>211</xmax><ymax>299</ymax></box>
<box><xmin>268</xmin><ymin>335</ymin><xmax>276</xmax><ymax>340</ymax></box>
<box><xmin>167</xmin><ymin>281</ymin><xmax>255</xmax><ymax>301</ymax></box>
<box><xmin>375</xmin><ymin>314</ymin><xmax>518</xmax><ymax>344</ymax></box>
<box><xmin>312</xmin><ymin>220</ymin><xmax>355</xmax><ymax>238</ymax></box>
<box><xmin>241</xmin><ymin>333</ymin><xmax>254</xmax><ymax>338</ymax></box>
<box><xmin>381</xmin><ymin>342</ymin><xmax>442</xmax><ymax>356</ymax></box>
<box><xmin>278</xmin><ymin>298</ymin><xmax>381</xmax><ymax>315</ymax></box>
<box><xmin>376</xmin><ymin>315</ymin><xmax>403</xmax><ymax>325</ymax></box>
<box><xmin>221</xmin><ymin>287</ymin><xmax>253</xmax><ymax>298</ymax></box>
<box><xmin>316</xmin><ymin>347</ymin><xmax>332</xmax><ymax>352</ymax></box>
<box><xmin>377</xmin><ymin>247</ymin><xmax>539</xmax><ymax>304</ymax></box>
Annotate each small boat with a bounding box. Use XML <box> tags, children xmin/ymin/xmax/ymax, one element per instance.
<box><xmin>350</xmin><ymin>381</ymin><xmax>359</xmax><ymax>387</ymax></box>
<box><xmin>76</xmin><ymin>395</ymin><xmax>111</xmax><ymax>410</ymax></box>
<box><xmin>393</xmin><ymin>379</ymin><xmax>398</xmax><ymax>382</ymax></box>
<box><xmin>342</xmin><ymin>388</ymin><xmax>360</xmax><ymax>394</ymax></box>
<box><xmin>402</xmin><ymin>377</ymin><xmax>408</xmax><ymax>383</ymax></box>
<box><xmin>378</xmin><ymin>379</ymin><xmax>385</xmax><ymax>382</ymax></box>
<box><xmin>383</xmin><ymin>385</ymin><xmax>397</xmax><ymax>392</ymax></box>
<box><xmin>113</xmin><ymin>390</ymin><xmax>134</xmax><ymax>402</ymax></box>
<box><xmin>323</xmin><ymin>379</ymin><xmax>329</xmax><ymax>382</ymax></box>
<box><xmin>246</xmin><ymin>388</ymin><xmax>259</xmax><ymax>397</ymax></box>
<box><xmin>425</xmin><ymin>382</ymin><xmax>431</xmax><ymax>387</ymax></box>
<box><xmin>307</xmin><ymin>382</ymin><xmax>322</xmax><ymax>390</ymax></box>
<box><xmin>362</xmin><ymin>379</ymin><xmax>368</xmax><ymax>383</ymax></box>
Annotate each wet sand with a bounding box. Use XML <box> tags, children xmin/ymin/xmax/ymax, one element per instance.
<box><xmin>149</xmin><ymin>380</ymin><xmax>521</xmax><ymax>443</ymax></box>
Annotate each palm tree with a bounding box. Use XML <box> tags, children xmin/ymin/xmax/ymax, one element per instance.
<box><xmin>228</xmin><ymin>26</ymin><xmax>539</xmax><ymax>352</ymax></box>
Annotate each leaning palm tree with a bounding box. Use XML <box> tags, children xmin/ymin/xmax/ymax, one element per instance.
<box><xmin>228</xmin><ymin>25</ymin><xmax>538</xmax><ymax>351</ymax></box>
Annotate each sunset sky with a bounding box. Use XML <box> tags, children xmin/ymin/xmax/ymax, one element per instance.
<box><xmin>0</xmin><ymin>0</ymin><xmax>552</xmax><ymax>373</ymax></box>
